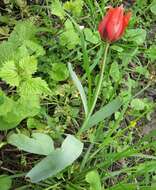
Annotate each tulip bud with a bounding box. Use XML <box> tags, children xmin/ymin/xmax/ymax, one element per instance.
<box><xmin>98</xmin><ymin>5</ymin><xmax>131</xmax><ymax>43</ymax></box>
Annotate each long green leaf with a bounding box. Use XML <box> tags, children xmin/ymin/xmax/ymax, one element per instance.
<box><xmin>87</xmin><ymin>97</ymin><xmax>122</xmax><ymax>129</ymax></box>
<box><xmin>26</xmin><ymin>135</ymin><xmax>83</xmax><ymax>183</ymax></box>
<box><xmin>68</xmin><ymin>62</ymin><xmax>88</xmax><ymax>115</ymax></box>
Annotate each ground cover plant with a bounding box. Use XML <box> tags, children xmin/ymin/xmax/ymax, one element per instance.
<box><xmin>0</xmin><ymin>0</ymin><xmax>156</xmax><ymax>189</ymax></box>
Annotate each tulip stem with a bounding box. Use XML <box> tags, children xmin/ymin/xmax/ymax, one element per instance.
<box><xmin>78</xmin><ymin>42</ymin><xmax>110</xmax><ymax>136</ymax></box>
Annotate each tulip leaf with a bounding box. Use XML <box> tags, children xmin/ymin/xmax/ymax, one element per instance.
<box><xmin>68</xmin><ymin>62</ymin><xmax>88</xmax><ymax>116</ymax></box>
<box><xmin>26</xmin><ymin>135</ymin><xmax>83</xmax><ymax>183</ymax></box>
<box><xmin>8</xmin><ymin>133</ymin><xmax>54</xmax><ymax>155</ymax></box>
<box><xmin>87</xmin><ymin>97</ymin><xmax>122</xmax><ymax>129</ymax></box>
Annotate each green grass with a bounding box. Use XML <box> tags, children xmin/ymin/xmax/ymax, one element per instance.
<box><xmin>0</xmin><ymin>0</ymin><xmax>156</xmax><ymax>189</ymax></box>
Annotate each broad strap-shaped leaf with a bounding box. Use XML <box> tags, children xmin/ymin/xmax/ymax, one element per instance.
<box><xmin>68</xmin><ymin>62</ymin><xmax>88</xmax><ymax>116</ymax></box>
<box><xmin>8</xmin><ymin>133</ymin><xmax>54</xmax><ymax>155</ymax></box>
<box><xmin>26</xmin><ymin>135</ymin><xmax>83</xmax><ymax>183</ymax></box>
<box><xmin>87</xmin><ymin>97</ymin><xmax>122</xmax><ymax>129</ymax></box>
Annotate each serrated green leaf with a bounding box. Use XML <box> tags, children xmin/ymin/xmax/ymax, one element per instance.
<box><xmin>51</xmin><ymin>0</ymin><xmax>65</xmax><ymax>19</ymax></box>
<box><xmin>0</xmin><ymin>175</ymin><xmax>12</xmax><ymax>190</ymax></box>
<box><xmin>0</xmin><ymin>60</ymin><xmax>20</xmax><ymax>86</ymax></box>
<box><xmin>50</xmin><ymin>63</ymin><xmax>69</xmax><ymax>81</ymax></box>
<box><xmin>68</xmin><ymin>62</ymin><xmax>88</xmax><ymax>116</ymax></box>
<box><xmin>8</xmin><ymin>133</ymin><xmax>54</xmax><ymax>155</ymax></box>
<box><xmin>9</xmin><ymin>21</ymin><xmax>37</xmax><ymax>46</ymax></box>
<box><xmin>19</xmin><ymin>56</ymin><xmax>37</xmax><ymax>77</ymax></box>
<box><xmin>19</xmin><ymin>77</ymin><xmax>51</xmax><ymax>96</ymax></box>
<box><xmin>26</xmin><ymin>135</ymin><xmax>83</xmax><ymax>182</ymax></box>
<box><xmin>24</xmin><ymin>40</ymin><xmax>45</xmax><ymax>57</ymax></box>
<box><xmin>86</xmin><ymin>170</ymin><xmax>102</xmax><ymax>190</ymax></box>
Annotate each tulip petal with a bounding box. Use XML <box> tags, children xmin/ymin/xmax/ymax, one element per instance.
<box><xmin>98</xmin><ymin>7</ymin><xmax>114</xmax><ymax>40</ymax></box>
<box><xmin>106</xmin><ymin>6</ymin><xmax>124</xmax><ymax>41</ymax></box>
<box><xmin>120</xmin><ymin>11</ymin><xmax>132</xmax><ymax>37</ymax></box>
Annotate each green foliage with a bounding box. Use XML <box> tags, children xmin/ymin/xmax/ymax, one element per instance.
<box><xmin>0</xmin><ymin>21</ymin><xmax>50</xmax><ymax>130</ymax></box>
<box><xmin>0</xmin><ymin>60</ymin><xmax>20</xmax><ymax>86</ymax></box>
<box><xmin>146</xmin><ymin>45</ymin><xmax>156</xmax><ymax>61</ymax></box>
<box><xmin>110</xmin><ymin>62</ymin><xmax>121</xmax><ymax>82</ymax></box>
<box><xmin>50</xmin><ymin>63</ymin><xmax>69</xmax><ymax>81</ymax></box>
<box><xmin>64</xmin><ymin>0</ymin><xmax>84</xmax><ymax>17</ymax></box>
<box><xmin>0</xmin><ymin>175</ymin><xmax>12</xmax><ymax>190</ymax></box>
<box><xmin>26</xmin><ymin>135</ymin><xmax>83</xmax><ymax>182</ymax></box>
<box><xmin>51</xmin><ymin>0</ymin><xmax>65</xmax><ymax>19</ymax></box>
<box><xmin>84</xmin><ymin>28</ymin><xmax>99</xmax><ymax>44</ymax></box>
<box><xmin>87</xmin><ymin>97</ymin><xmax>122</xmax><ymax>130</ymax></box>
<box><xmin>125</xmin><ymin>29</ymin><xmax>147</xmax><ymax>45</ymax></box>
<box><xmin>150</xmin><ymin>0</ymin><xmax>156</xmax><ymax>15</ymax></box>
<box><xmin>86</xmin><ymin>170</ymin><xmax>102</xmax><ymax>190</ymax></box>
<box><xmin>60</xmin><ymin>19</ymin><xmax>80</xmax><ymax>49</ymax></box>
<box><xmin>8</xmin><ymin>133</ymin><xmax>54</xmax><ymax>155</ymax></box>
<box><xmin>19</xmin><ymin>77</ymin><xmax>50</xmax><ymax>96</ymax></box>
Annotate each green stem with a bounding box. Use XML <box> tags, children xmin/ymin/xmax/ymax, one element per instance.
<box><xmin>78</xmin><ymin>43</ymin><xmax>110</xmax><ymax>136</ymax></box>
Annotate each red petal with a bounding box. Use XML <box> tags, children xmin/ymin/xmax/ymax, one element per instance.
<box><xmin>106</xmin><ymin>5</ymin><xmax>124</xmax><ymax>41</ymax></box>
<box><xmin>98</xmin><ymin>7</ymin><xmax>114</xmax><ymax>39</ymax></box>
<box><xmin>119</xmin><ymin>11</ymin><xmax>131</xmax><ymax>38</ymax></box>
<box><xmin>123</xmin><ymin>11</ymin><xmax>131</xmax><ymax>28</ymax></box>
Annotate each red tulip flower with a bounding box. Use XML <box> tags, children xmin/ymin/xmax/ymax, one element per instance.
<box><xmin>98</xmin><ymin>5</ymin><xmax>131</xmax><ymax>43</ymax></box>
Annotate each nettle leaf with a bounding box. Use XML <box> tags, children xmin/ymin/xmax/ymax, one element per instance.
<box><xmin>0</xmin><ymin>175</ymin><xmax>12</xmax><ymax>190</ymax></box>
<box><xmin>0</xmin><ymin>60</ymin><xmax>20</xmax><ymax>86</ymax></box>
<box><xmin>86</xmin><ymin>170</ymin><xmax>102</xmax><ymax>190</ymax></box>
<box><xmin>9</xmin><ymin>21</ymin><xmax>37</xmax><ymax>46</ymax></box>
<box><xmin>84</xmin><ymin>28</ymin><xmax>99</xmax><ymax>44</ymax></box>
<box><xmin>64</xmin><ymin>0</ymin><xmax>84</xmax><ymax>16</ymax></box>
<box><xmin>0</xmin><ymin>42</ymin><xmax>16</xmax><ymax>66</ymax></box>
<box><xmin>19</xmin><ymin>77</ymin><xmax>51</xmax><ymax>96</ymax></box>
<box><xmin>24</xmin><ymin>40</ymin><xmax>45</xmax><ymax>57</ymax></box>
<box><xmin>125</xmin><ymin>29</ymin><xmax>146</xmax><ymax>45</ymax></box>
<box><xmin>60</xmin><ymin>19</ymin><xmax>80</xmax><ymax>49</ymax></box>
<box><xmin>8</xmin><ymin>133</ymin><xmax>54</xmax><ymax>155</ymax></box>
<box><xmin>50</xmin><ymin>63</ymin><xmax>69</xmax><ymax>81</ymax></box>
<box><xmin>19</xmin><ymin>56</ymin><xmax>38</xmax><ymax>77</ymax></box>
<box><xmin>26</xmin><ymin>135</ymin><xmax>83</xmax><ymax>183</ymax></box>
<box><xmin>51</xmin><ymin>0</ymin><xmax>65</xmax><ymax>19</ymax></box>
